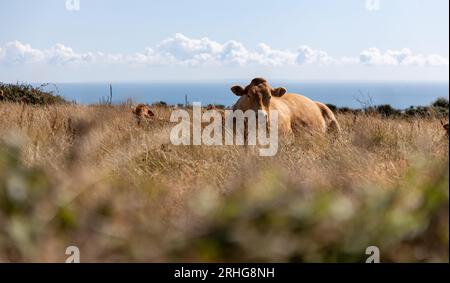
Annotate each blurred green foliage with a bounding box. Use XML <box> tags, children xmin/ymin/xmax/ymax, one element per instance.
<box><xmin>0</xmin><ymin>141</ymin><xmax>54</xmax><ymax>261</ymax></box>
<box><xmin>0</xmin><ymin>140</ymin><xmax>448</xmax><ymax>262</ymax></box>
<box><xmin>175</xmin><ymin>166</ymin><xmax>448</xmax><ymax>262</ymax></box>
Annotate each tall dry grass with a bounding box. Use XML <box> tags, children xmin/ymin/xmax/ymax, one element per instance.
<box><xmin>0</xmin><ymin>102</ymin><xmax>448</xmax><ymax>262</ymax></box>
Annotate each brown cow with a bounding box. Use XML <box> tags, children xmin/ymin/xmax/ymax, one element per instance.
<box><xmin>133</xmin><ymin>104</ymin><xmax>155</xmax><ymax>125</ymax></box>
<box><xmin>0</xmin><ymin>90</ymin><xmax>4</xmax><ymax>101</ymax></box>
<box><xmin>204</xmin><ymin>104</ymin><xmax>225</xmax><ymax>116</ymax></box>
<box><xmin>206</xmin><ymin>104</ymin><xmax>217</xmax><ymax>111</ymax></box>
<box><xmin>441</xmin><ymin>120</ymin><xmax>449</xmax><ymax>137</ymax></box>
<box><xmin>231</xmin><ymin>78</ymin><xmax>340</xmax><ymax>135</ymax></box>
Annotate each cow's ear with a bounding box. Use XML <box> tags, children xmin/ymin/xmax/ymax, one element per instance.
<box><xmin>231</xmin><ymin>86</ymin><xmax>245</xmax><ymax>96</ymax></box>
<box><xmin>272</xmin><ymin>87</ymin><xmax>287</xmax><ymax>97</ymax></box>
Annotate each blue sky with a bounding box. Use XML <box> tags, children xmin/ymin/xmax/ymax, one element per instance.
<box><xmin>0</xmin><ymin>0</ymin><xmax>448</xmax><ymax>82</ymax></box>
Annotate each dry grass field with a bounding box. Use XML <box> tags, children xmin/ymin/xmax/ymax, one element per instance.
<box><xmin>0</xmin><ymin>102</ymin><xmax>448</xmax><ymax>262</ymax></box>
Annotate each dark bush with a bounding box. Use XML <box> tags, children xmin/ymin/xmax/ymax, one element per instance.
<box><xmin>153</xmin><ymin>101</ymin><xmax>168</xmax><ymax>107</ymax></box>
<box><xmin>432</xmin><ymin>97</ymin><xmax>449</xmax><ymax>109</ymax></box>
<box><xmin>326</xmin><ymin>104</ymin><xmax>337</xmax><ymax>113</ymax></box>
<box><xmin>336</xmin><ymin>107</ymin><xmax>362</xmax><ymax>115</ymax></box>
<box><xmin>375</xmin><ymin>104</ymin><xmax>401</xmax><ymax>117</ymax></box>
<box><xmin>405</xmin><ymin>106</ymin><xmax>431</xmax><ymax>117</ymax></box>
<box><xmin>430</xmin><ymin>97</ymin><xmax>449</xmax><ymax>117</ymax></box>
<box><xmin>0</xmin><ymin>83</ymin><xmax>66</xmax><ymax>105</ymax></box>
<box><xmin>337</xmin><ymin>107</ymin><xmax>352</xmax><ymax>114</ymax></box>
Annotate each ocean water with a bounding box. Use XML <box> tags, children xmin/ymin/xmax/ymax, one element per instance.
<box><xmin>37</xmin><ymin>81</ymin><xmax>449</xmax><ymax>109</ymax></box>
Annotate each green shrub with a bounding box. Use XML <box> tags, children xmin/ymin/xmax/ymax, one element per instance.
<box><xmin>405</xmin><ymin>106</ymin><xmax>431</xmax><ymax>117</ymax></box>
<box><xmin>172</xmin><ymin>166</ymin><xmax>449</xmax><ymax>262</ymax></box>
<box><xmin>153</xmin><ymin>101</ymin><xmax>168</xmax><ymax>107</ymax></box>
<box><xmin>375</xmin><ymin>104</ymin><xmax>401</xmax><ymax>117</ymax></box>
<box><xmin>0</xmin><ymin>83</ymin><xmax>66</xmax><ymax>105</ymax></box>
<box><xmin>432</xmin><ymin>97</ymin><xmax>449</xmax><ymax>109</ymax></box>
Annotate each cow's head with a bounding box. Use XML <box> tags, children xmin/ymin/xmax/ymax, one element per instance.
<box><xmin>144</xmin><ymin>107</ymin><xmax>155</xmax><ymax>118</ymax></box>
<box><xmin>231</xmin><ymin>78</ymin><xmax>286</xmax><ymax>119</ymax></box>
<box><xmin>134</xmin><ymin>104</ymin><xmax>155</xmax><ymax>119</ymax></box>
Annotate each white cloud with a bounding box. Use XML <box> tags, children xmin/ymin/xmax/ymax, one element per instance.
<box><xmin>219</xmin><ymin>40</ymin><xmax>251</xmax><ymax>66</ymax></box>
<box><xmin>0</xmin><ymin>41</ymin><xmax>45</xmax><ymax>65</ymax></box>
<box><xmin>296</xmin><ymin>45</ymin><xmax>336</xmax><ymax>65</ymax></box>
<box><xmin>0</xmin><ymin>34</ymin><xmax>448</xmax><ymax>68</ymax></box>
<box><xmin>254</xmin><ymin>43</ymin><xmax>296</xmax><ymax>66</ymax></box>
<box><xmin>156</xmin><ymin>33</ymin><xmax>222</xmax><ymax>61</ymax></box>
<box><xmin>359</xmin><ymin>47</ymin><xmax>449</xmax><ymax>66</ymax></box>
<box><xmin>46</xmin><ymin>44</ymin><xmax>94</xmax><ymax>65</ymax></box>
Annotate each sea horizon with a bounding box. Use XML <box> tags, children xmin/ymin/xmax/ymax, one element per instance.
<box><xmin>22</xmin><ymin>80</ymin><xmax>449</xmax><ymax>109</ymax></box>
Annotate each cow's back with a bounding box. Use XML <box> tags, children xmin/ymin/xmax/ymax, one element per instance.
<box><xmin>272</xmin><ymin>93</ymin><xmax>327</xmax><ymax>133</ymax></box>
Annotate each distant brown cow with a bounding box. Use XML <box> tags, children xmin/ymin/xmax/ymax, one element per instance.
<box><xmin>0</xmin><ymin>90</ymin><xmax>4</xmax><ymax>101</ymax></box>
<box><xmin>206</xmin><ymin>104</ymin><xmax>217</xmax><ymax>111</ymax></box>
<box><xmin>231</xmin><ymin>78</ymin><xmax>340</xmax><ymax>135</ymax></box>
<box><xmin>204</xmin><ymin>104</ymin><xmax>225</xmax><ymax>115</ymax></box>
<box><xmin>133</xmin><ymin>104</ymin><xmax>155</xmax><ymax>125</ymax></box>
<box><xmin>441</xmin><ymin>120</ymin><xmax>449</xmax><ymax>137</ymax></box>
